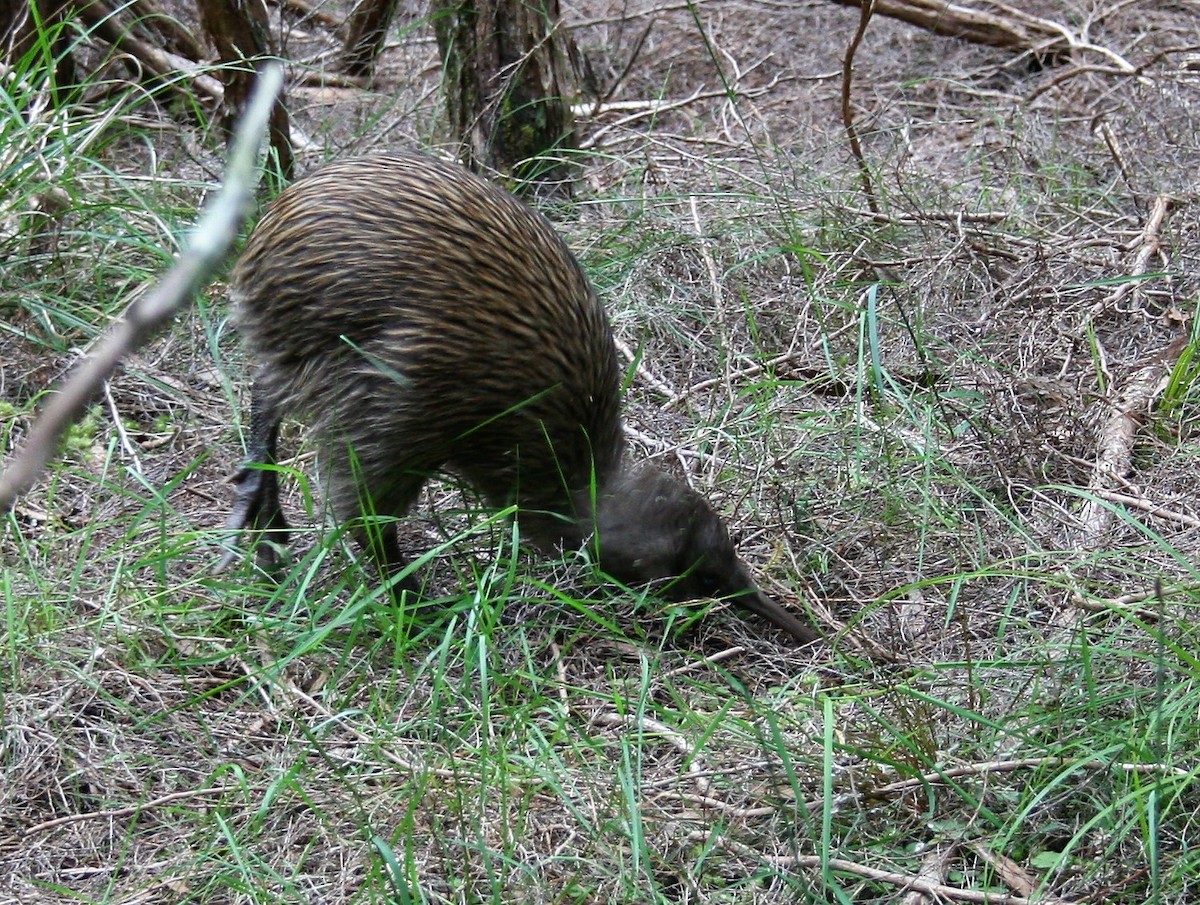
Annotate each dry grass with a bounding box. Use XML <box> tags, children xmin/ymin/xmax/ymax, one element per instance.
<box><xmin>3</xmin><ymin>0</ymin><xmax>1200</xmax><ymax>903</ymax></box>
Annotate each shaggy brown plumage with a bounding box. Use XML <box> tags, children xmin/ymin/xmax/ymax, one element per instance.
<box><xmin>223</xmin><ymin>153</ymin><xmax>817</xmax><ymax>643</ymax></box>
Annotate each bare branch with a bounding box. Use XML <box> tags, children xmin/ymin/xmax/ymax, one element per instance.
<box><xmin>825</xmin><ymin>0</ymin><xmax>1068</xmax><ymax>53</ymax></box>
<box><xmin>842</xmin><ymin>0</ymin><xmax>879</xmax><ymax>215</ymax></box>
<box><xmin>0</xmin><ymin>64</ymin><xmax>284</xmax><ymax>513</ymax></box>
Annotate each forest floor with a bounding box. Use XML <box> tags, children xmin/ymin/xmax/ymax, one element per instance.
<box><xmin>3</xmin><ymin>0</ymin><xmax>1200</xmax><ymax>902</ymax></box>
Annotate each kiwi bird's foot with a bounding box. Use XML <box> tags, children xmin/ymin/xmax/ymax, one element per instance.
<box><xmin>350</xmin><ymin>519</ymin><xmax>425</xmax><ymax>598</ymax></box>
<box><xmin>215</xmin><ymin>464</ymin><xmax>290</xmax><ymax>573</ymax></box>
<box><xmin>384</xmin><ymin>566</ymin><xmax>424</xmax><ymax>599</ymax></box>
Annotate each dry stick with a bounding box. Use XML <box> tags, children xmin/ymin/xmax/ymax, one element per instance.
<box><xmin>238</xmin><ymin>640</ymin><xmax>462</xmax><ymax>780</ymax></box>
<box><xmin>984</xmin><ymin>0</ymin><xmax>1138</xmax><ymax>72</ymax></box>
<box><xmin>1089</xmin><ymin>489</ymin><xmax>1200</xmax><ymax>530</ymax></box>
<box><xmin>708</xmin><ymin>836</ymin><xmax>1047</xmax><ymax>905</ymax></box>
<box><xmin>578</xmin><ymin>84</ymin><xmax>776</xmax><ymax>151</ymax></box>
<box><xmin>1076</xmin><ymin>340</ymin><xmax>1185</xmax><ymax>545</ymax></box>
<box><xmin>613</xmin><ymin>336</ymin><xmax>676</xmax><ymax>400</ymax></box>
<box><xmin>873</xmin><ymin>756</ymin><xmax>1187</xmax><ymax>796</ymax></box>
<box><xmin>131</xmin><ymin>0</ymin><xmax>209</xmax><ymax>61</ymax></box>
<box><xmin>1090</xmin><ymin>194</ymin><xmax>1174</xmax><ymax>316</ymax></box>
<box><xmin>1027</xmin><ymin>62</ymin><xmax>1144</xmax><ymax>103</ymax></box>
<box><xmin>21</xmin><ymin>785</ymin><xmax>240</xmax><ymax>838</ymax></box>
<box><xmin>829</xmin><ymin>0</ymin><xmax>1139</xmax><ymax>73</ymax></box>
<box><xmin>592</xmin><ymin>710</ymin><xmax>807</xmax><ymax>822</ymax></box>
<box><xmin>825</xmin><ymin>0</ymin><xmax>1067</xmax><ymax>51</ymax></box>
<box><xmin>1074</xmin><ymin>582</ymin><xmax>1200</xmax><ymax>610</ymax></box>
<box><xmin>596</xmin><ymin>16</ymin><xmax>655</xmax><ymax>109</ymax></box>
<box><xmin>1068</xmin><ymin>593</ymin><xmax>1162</xmax><ymax>622</ymax></box>
<box><xmin>841</xmin><ymin>0</ymin><xmax>879</xmax><ymax>215</ymax></box>
<box><xmin>689</xmin><ymin>195</ymin><xmax>724</xmax><ymax>318</ymax></box>
<box><xmin>1094</xmin><ymin>118</ymin><xmax>1136</xmax><ymax>199</ymax></box>
<box><xmin>272</xmin><ymin>0</ymin><xmax>344</xmax><ymax>30</ymax></box>
<box><xmin>660</xmin><ymin>645</ymin><xmax>746</xmax><ymax>680</ymax></box>
<box><xmin>76</xmin><ymin>0</ymin><xmax>226</xmax><ymax>104</ymax></box>
<box><xmin>1073</xmin><ymin>195</ymin><xmax>1180</xmax><ymax>545</ymax></box>
<box><xmin>688</xmin><ymin>195</ymin><xmax>729</xmax><ymax>397</ymax></box>
<box><xmin>286</xmin><ymin>676</ymin><xmax>458</xmax><ymax>778</ymax></box>
<box><xmin>550</xmin><ymin>639</ymin><xmax>570</xmax><ymax>708</ymax></box>
<box><xmin>594</xmin><ymin>711</ymin><xmax>712</xmax><ymax>799</ymax></box>
<box><xmin>843</xmin><ymin>206</ymin><xmax>1008</xmax><ymax>225</ymax></box>
<box><xmin>0</xmin><ymin>63</ymin><xmax>283</xmax><ymax>513</ymax></box>
<box><xmin>101</xmin><ymin>377</ymin><xmax>143</xmax><ymax>474</ymax></box>
<box><xmin>624</xmin><ymin>424</ymin><xmax>721</xmax><ymax>468</ymax></box>
<box><xmin>665</xmin><ymin>791</ymin><xmax>778</xmax><ymax>819</ymax></box>
<box><xmin>291</xmin><ymin>68</ymin><xmax>366</xmax><ymax>90</ymax></box>
<box><xmin>665</xmin><ymin>316</ymin><xmax>861</xmax><ymax>409</ymax></box>
<box><xmin>901</xmin><ymin>842</ymin><xmax>955</xmax><ymax>905</ymax></box>
<box><xmin>967</xmin><ymin>843</ymin><xmax>1069</xmax><ymax>904</ymax></box>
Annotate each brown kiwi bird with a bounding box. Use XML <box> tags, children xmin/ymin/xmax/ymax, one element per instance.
<box><xmin>222</xmin><ymin>153</ymin><xmax>818</xmax><ymax>644</ymax></box>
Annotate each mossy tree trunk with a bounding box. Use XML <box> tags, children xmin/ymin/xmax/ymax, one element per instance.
<box><xmin>431</xmin><ymin>0</ymin><xmax>575</xmax><ymax>188</ymax></box>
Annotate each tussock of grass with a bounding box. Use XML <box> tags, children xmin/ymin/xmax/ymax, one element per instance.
<box><xmin>4</xmin><ymin>1</ymin><xmax>1200</xmax><ymax>903</ymax></box>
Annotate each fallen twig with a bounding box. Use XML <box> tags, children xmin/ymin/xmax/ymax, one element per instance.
<box><xmin>826</xmin><ymin>0</ymin><xmax>1067</xmax><ymax>55</ymax></box>
<box><xmin>77</xmin><ymin>0</ymin><xmax>226</xmax><ymax>104</ymax></box>
<box><xmin>595</xmin><ymin>710</ymin><xmax>713</xmax><ymax>799</ymax></box>
<box><xmin>1090</xmin><ymin>195</ymin><xmax>1175</xmax><ymax>316</ymax></box>
<box><xmin>707</xmin><ymin>834</ymin><xmax>1054</xmax><ymax>904</ymax></box>
<box><xmin>272</xmin><ymin>0</ymin><xmax>344</xmax><ymax>30</ymax></box>
<box><xmin>21</xmin><ymin>786</ymin><xmax>239</xmax><ymax>838</ymax></box>
<box><xmin>665</xmin><ymin>319</ymin><xmax>861</xmax><ymax>409</ymax></box>
<box><xmin>968</xmin><ymin>842</ymin><xmax>1072</xmax><ymax>904</ymax></box>
<box><xmin>1071</xmin><ymin>582</ymin><xmax>1200</xmax><ymax>613</ymax></box>
<box><xmin>1088</xmin><ymin>489</ymin><xmax>1200</xmax><ymax>530</ymax></box>
<box><xmin>902</xmin><ymin>843</ymin><xmax>956</xmax><ymax>905</ymax></box>
<box><xmin>872</xmin><ymin>756</ymin><xmax>1187</xmax><ymax>797</ymax></box>
<box><xmin>577</xmin><ymin>83</ymin><xmax>778</xmax><ymax>150</ymax></box>
<box><xmin>1075</xmin><ymin>334</ymin><xmax>1186</xmax><ymax>544</ymax></box>
<box><xmin>1071</xmin><ymin>195</ymin><xmax>1182</xmax><ymax>545</ymax></box>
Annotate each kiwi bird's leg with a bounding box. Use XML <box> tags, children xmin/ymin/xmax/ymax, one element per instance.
<box><xmin>218</xmin><ymin>377</ymin><xmax>289</xmax><ymax>571</ymax></box>
<box><xmin>333</xmin><ymin>468</ymin><xmax>429</xmax><ymax>598</ymax></box>
<box><xmin>351</xmin><ymin>519</ymin><xmax>423</xmax><ymax>597</ymax></box>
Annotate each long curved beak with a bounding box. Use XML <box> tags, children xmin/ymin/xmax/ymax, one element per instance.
<box><xmin>734</xmin><ymin>585</ymin><xmax>821</xmax><ymax>644</ymax></box>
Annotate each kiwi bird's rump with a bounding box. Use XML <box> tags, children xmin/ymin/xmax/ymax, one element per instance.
<box><xmin>231</xmin><ymin>153</ymin><xmax>623</xmax><ymax>543</ymax></box>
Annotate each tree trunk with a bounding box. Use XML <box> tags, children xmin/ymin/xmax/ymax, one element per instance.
<box><xmin>131</xmin><ymin>0</ymin><xmax>208</xmax><ymax>62</ymax></box>
<box><xmin>339</xmin><ymin>0</ymin><xmax>398</xmax><ymax>77</ymax></box>
<box><xmin>2</xmin><ymin>0</ymin><xmax>78</xmax><ymax>92</ymax></box>
<box><xmin>196</xmin><ymin>0</ymin><xmax>294</xmax><ymax>181</ymax></box>
<box><xmin>431</xmin><ymin>0</ymin><xmax>576</xmax><ymax>189</ymax></box>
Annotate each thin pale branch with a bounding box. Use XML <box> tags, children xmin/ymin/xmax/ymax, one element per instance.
<box><xmin>0</xmin><ymin>64</ymin><xmax>283</xmax><ymax>512</ymax></box>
